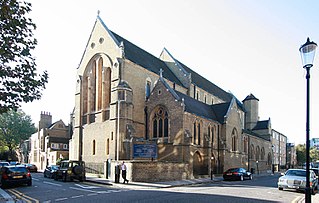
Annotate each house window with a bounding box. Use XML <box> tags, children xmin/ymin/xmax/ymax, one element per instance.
<box><xmin>152</xmin><ymin>107</ymin><xmax>169</xmax><ymax>139</ymax></box>
<box><xmin>93</xmin><ymin>140</ymin><xmax>96</xmax><ymax>155</ymax></box>
<box><xmin>63</xmin><ymin>144</ymin><xmax>68</xmax><ymax>149</ymax></box>
<box><xmin>51</xmin><ymin>143</ymin><xmax>59</xmax><ymax>149</ymax></box>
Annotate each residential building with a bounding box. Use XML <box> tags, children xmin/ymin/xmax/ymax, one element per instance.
<box><xmin>286</xmin><ymin>143</ymin><xmax>297</xmax><ymax>169</ymax></box>
<box><xmin>29</xmin><ymin>112</ymin><xmax>70</xmax><ymax>170</ymax></box>
<box><xmin>272</xmin><ymin>130</ymin><xmax>287</xmax><ymax>171</ymax></box>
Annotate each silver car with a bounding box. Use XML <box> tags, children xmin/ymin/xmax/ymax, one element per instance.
<box><xmin>278</xmin><ymin>169</ymin><xmax>318</xmax><ymax>195</ymax></box>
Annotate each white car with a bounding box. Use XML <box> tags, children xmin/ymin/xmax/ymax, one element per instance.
<box><xmin>278</xmin><ymin>169</ymin><xmax>318</xmax><ymax>195</ymax></box>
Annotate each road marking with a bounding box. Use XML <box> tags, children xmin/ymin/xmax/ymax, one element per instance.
<box><xmin>71</xmin><ymin>195</ymin><xmax>84</xmax><ymax>199</ymax></box>
<box><xmin>32</xmin><ymin>178</ymin><xmax>39</xmax><ymax>181</ymax></box>
<box><xmin>74</xmin><ymin>183</ymin><xmax>100</xmax><ymax>189</ymax></box>
<box><xmin>43</xmin><ymin>181</ymin><xmax>62</xmax><ymax>187</ymax></box>
<box><xmin>0</xmin><ymin>188</ymin><xmax>14</xmax><ymax>203</ymax></box>
<box><xmin>69</xmin><ymin>186</ymin><xmax>96</xmax><ymax>193</ymax></box>
<box><xmin>8</xmin><ymin>189</ymin><xmax>39</xmax><ymax>203</ymax></box>
<box><xmin>87</xmin><ymin>193</ymin><xmax>98</xmax><ymax>196</ymax></box>
<box><xmin>55</xmin><ymin>197</ymin><xmax>68</xmax><ymax>201</ymax></box>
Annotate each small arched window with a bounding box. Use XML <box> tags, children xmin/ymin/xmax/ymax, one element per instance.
<box><xmin>146</xmin><ymin>81</ymin><xmax>151</xmax><ymax>99</ymax></box>
<box><xmin>231</xmin><ymin>128</ymin><xmax>238</xmax><ymax>151</ymax></box>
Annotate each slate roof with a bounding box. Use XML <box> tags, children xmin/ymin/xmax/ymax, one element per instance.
<box><xmin>175</xmin><ymin>91</ymin><xmax>219</xmax><ymax>121</ymax></box>
<box><xmin>243</xmin><ymin>93</ymin><xmax>259</xmax><ymax>102</ymax></box>
<box><xmin>177</xmin><ymin>60</ymin><xmax>233</xmax><ymax>102</ymax></box>
<box><xmin>253</xmin><ymin>120</ymin><xmax>269</xmax><ymax>130</ymax></box>
<box><xmin>174</xmin><ymin>90</ymin><xmax>231</xmax><ymax>124</ymax></box>
<box><xmin>110</xmin><ymin>31</ymin><xmax>184</xmax><ymax>87</ymax></box>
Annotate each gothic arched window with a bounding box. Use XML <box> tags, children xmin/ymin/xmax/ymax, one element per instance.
<box><xmin>152</xmin><ymin>107</ymin><xmax>169</xmax><ymax>138</ymax></box>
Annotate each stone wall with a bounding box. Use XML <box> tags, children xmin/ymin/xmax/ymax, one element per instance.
<box><xmin>131</xmin><ymin>161</ymin><xmax>190</xmax><ymax>182</ymax></box>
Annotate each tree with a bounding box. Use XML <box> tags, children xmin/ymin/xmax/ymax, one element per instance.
<box><xmin>310</xmin><ymin>147</ymin><xmax>319</xmax><ymax>162</ymax></box>
<box><xmin>296</xmin><ymin>144</ymin><xmax>306</xmax><ymax>166</ymax></box>
<box><xmin>0</xmin><ymin>109</ymin><xmax>36</xmax><ymax>160</ymax></box>
<box><xmin>0</xmin><ymin>0</ymin><xmax>48</xmax><ymax>113</ymax></box>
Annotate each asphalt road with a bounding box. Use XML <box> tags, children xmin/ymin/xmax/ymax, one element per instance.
<box><xmin>2</xmin><ymin>173</ymin><xmax>315</xmax><ymax>203</ymax></box>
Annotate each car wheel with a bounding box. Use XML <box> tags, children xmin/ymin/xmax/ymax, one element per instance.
<box><xmin>44</xmin><ymin>173</ymin><xmax>46</xmax><ymax>178</ymax></box>
<box><xmin>27</xmin><ymin>180</ymin><xmax>32</xmax><ymax>186</ymax></box>
<box><xmin>250</xmin><ymin>175</ymin><xmax>253</xmax><ymax>180</ymax></box>
<box><xmin>52</xmin><ymin>173</ymin><xmax>56</xmax><ymax>179</ymax></box>
<box><xmin>278</xmin><ymin>187</ymin><xmax>283</xmax><ymax>190</ymax></box>
<box><xmin>240</xmin><ymin>175</ymin><xmax>244</xmax><ymax>181</ymax></box>
<box><xmin>54</xmin><ymin>174</ymin><xmax>58</xmax><ymax>181</ymax></box>
<box><xmin>73</xmin><ymin>165</ymin><xmax>83</xmax><ymax>175</ymax></box>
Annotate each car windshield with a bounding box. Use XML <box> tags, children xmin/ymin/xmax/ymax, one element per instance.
<box><xmin>7</xmin><ymin>167</ymin><xmax>28</xmax><ymax>173</ymax></box>
<box><xmin>286</xmin><ymin>170</ymin><xmax>306</xmax><ymax>177</ymax></box>
<box><xmin>51</xmin><ymin>166</ymin><xmax>59</xmax><ymax>170</ymax></box>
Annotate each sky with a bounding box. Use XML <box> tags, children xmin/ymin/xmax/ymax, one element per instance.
<box><xmin>21</xmin><ymin>0</ymin><xmax>319</xmax><ymax>145</ymax></box>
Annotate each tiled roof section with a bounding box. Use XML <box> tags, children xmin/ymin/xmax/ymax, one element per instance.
<box><xmin>110</xmin><ymin>31</ymin><xmax>183</xmax><ymax>87</ymax></box>
<box><xmin>176</xmin><ymin>60</ymin><xmax>233</xmax><ymax>102</ymax></box>
<box><xmin>211</xmin><ymin>102</ymin><xmax>231</xmax><ymax>123</ymax></box>
<box><xmin>253</xmin><ymin>120</ymin><xmax>269</xmax><ymax>130</ymax></box>
<box><xmin>243</xmin><ymin>93</ymin><xmax>259</xmax><ymax>102</ymax></box>
<box><xmin>175</xmin><ymin>91</ymin><xmax>219</xmax><ymax>122</ymax></box>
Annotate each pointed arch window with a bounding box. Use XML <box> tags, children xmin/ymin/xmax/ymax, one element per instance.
<box><xmin>231</xmin><ymin>128</ymin><xmax>238</xmax><ymax>151</ymax></box>
<box><xmin>146</xmin><ymin>81</ymin><xmax>151</xmax><ymax>99</ymax></box>
<box><xmin>152</xmin><ymin>107</ymin><xmax>169</xmax><ymax>138</ymax></box>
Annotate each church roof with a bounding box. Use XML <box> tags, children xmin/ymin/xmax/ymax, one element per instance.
<box><xmin>110</xmin><ymin>31</ymin><xmax>184</xmax><ymax>87</ymax></box>
<box><xmin>175</xmin><ymin>91</ymin><xmax>220</xmax><ymax>122</ymax></box>
<box><xmin>253</xmin><ymin>120</ymin><xmax>269</xmax><ymax>130</ymax></box>
<box><xmin>177</xmin><ymin>60</ymin><xmax>233</xmax><ymax>102</ymax></box>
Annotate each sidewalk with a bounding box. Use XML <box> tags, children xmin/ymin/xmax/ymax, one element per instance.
<box><xmin>85</xmin><ymin>174</ymin><xmax>224</xmax><ymax>189</ymax></box>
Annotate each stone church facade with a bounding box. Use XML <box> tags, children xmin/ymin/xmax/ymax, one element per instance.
<box><xmin>69</xmin><ymin>16</ymin><xmax>272</xmax><ymax>182</ymax></box>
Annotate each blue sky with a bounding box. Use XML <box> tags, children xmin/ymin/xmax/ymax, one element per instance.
<box><xmin>22</xmin><ymin>0</ymin><xmax>319</xmax><ymax>144</ymax></box>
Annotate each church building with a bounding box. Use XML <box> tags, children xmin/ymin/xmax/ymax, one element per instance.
<box><xmin>69</xmin><ymin>15</ymin><xmax>272</xmax><ymax>182</ymax></box>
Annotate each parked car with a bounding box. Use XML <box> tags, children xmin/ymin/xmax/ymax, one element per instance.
<box><xmin>54</xmin><ymin>160</ymin><xmax>86</xmax><ymax>182</ymax></box>
<box><xmin>44</xmin><ymin>165</ymin><xmax>59</xmax><ymax>179</ymax></box>
<box><xmin>278</xmin><ymin>169</ymin><xmax>318</xmax><ymax>195</ymax></box>
<box><xmin>223</xmin><ymin>168</ymin><xmax>252</xmax><ymax>181</ymax></box>
<box><xmin>0</xmin><ymin>165</ymin><xmax>32</xmax><ymax>189</ymax></box>
<box><xmin>25</xmin><ymin>164</ymin><xmax>38</xmax><ymax>172</ymax></box>
<box><xmin>311</xmin><ymin>168</ymin><xmax>319</xmax><ymax>178</ymax></box>
<box><xmin>0</xmin><ymin>162</ymin><xmax>9</xmax><ymax>168</ymax></box>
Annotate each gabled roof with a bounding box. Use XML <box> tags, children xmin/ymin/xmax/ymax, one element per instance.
<box><xmin>211</xmin><ymin>102</ymin><xmax>231</xmax><ymax>123</ymax></box>
<box><xmin>110</xmin><ymin>31</ymin><xmax>184</xmax><ymax>87</ymax></box>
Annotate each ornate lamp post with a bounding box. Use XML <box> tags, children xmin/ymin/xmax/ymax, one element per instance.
<box><xmin>299</xmin><ymin>37</ymin><xmax>317</xmax><ymax>203</ymax></box>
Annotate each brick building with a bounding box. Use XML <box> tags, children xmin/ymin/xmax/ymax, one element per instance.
<box><xmin>69</xmin><ymin>16</ymin><xmax>272</xmax><ymax>182</ymax></box>
<box><xmin>29</xmin><ymin>112</ymin><xmax>70</xmax><ymax>170</ymax></box>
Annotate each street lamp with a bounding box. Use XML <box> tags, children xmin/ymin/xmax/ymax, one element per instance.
<box><xmin>299</xmin><ymin>37</ymin><xmax>317</xmax><ymax>203</ymax></box>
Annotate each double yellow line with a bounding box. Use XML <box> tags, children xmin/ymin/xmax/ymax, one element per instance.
<box><xmin>8</xmin><ymin>189</ymin><xmax>39</xmax><ymax>203</ymax></box>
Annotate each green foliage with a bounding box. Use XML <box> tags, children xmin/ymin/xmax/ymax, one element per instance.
<box><xmin>296</xmin><ymin>144</ymin><xmax>306</xmax><ymax>165</ymax></box>
<box><xmin>0</xmin><ymin>0</ymin><xmax>48</xmax><ymax>113</ymax></box>
<box><xmin>310</xmin><ymin>147</ymin><xmax>319</xmax><ymax>162</ymax></box>
<box><xmin>296</xmin><ymin>144</ymin><xmax>319</xmax><ymax>165</ymax></box>
<box><xmin>0</xmin><ymin>110</ymin><xmax>36</xmax><ymax>154</ymax></box>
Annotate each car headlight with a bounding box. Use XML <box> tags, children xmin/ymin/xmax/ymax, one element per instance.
<box><xmin>278</xmin><ymin>178</ymin><xmax>286</xmax><ymax>183</ymax></box>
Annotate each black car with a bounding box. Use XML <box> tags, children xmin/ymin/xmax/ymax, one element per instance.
<box><xmin>223</xmin><ymin>167</ymin><xmax>252</xmax><ymax>181</ymax></box>
<box><xmin>44</xmin><ymin>165</ymin><xmax>59</xmax><ymax>179</ymax></box>
<box><xmin>0</xmin><ymin>165</ymin><xmax>32</xmax><ymax>188</ymax></box>
<box><xmin>54</xmin><ymin>160</ymin><xmax>86</xmax><ymax>182</ymax></box>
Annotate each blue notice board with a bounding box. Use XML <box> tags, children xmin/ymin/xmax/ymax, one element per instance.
<box><xmin>133</xmin><ymin>144</ymin><xmax>157</xmax><ymax>158</ymax></box>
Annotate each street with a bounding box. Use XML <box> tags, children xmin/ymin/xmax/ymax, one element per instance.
<box><xmin>1</xmin><ymin>173</ymin><xmax>313</xmax><ymax>203</ymax></box>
